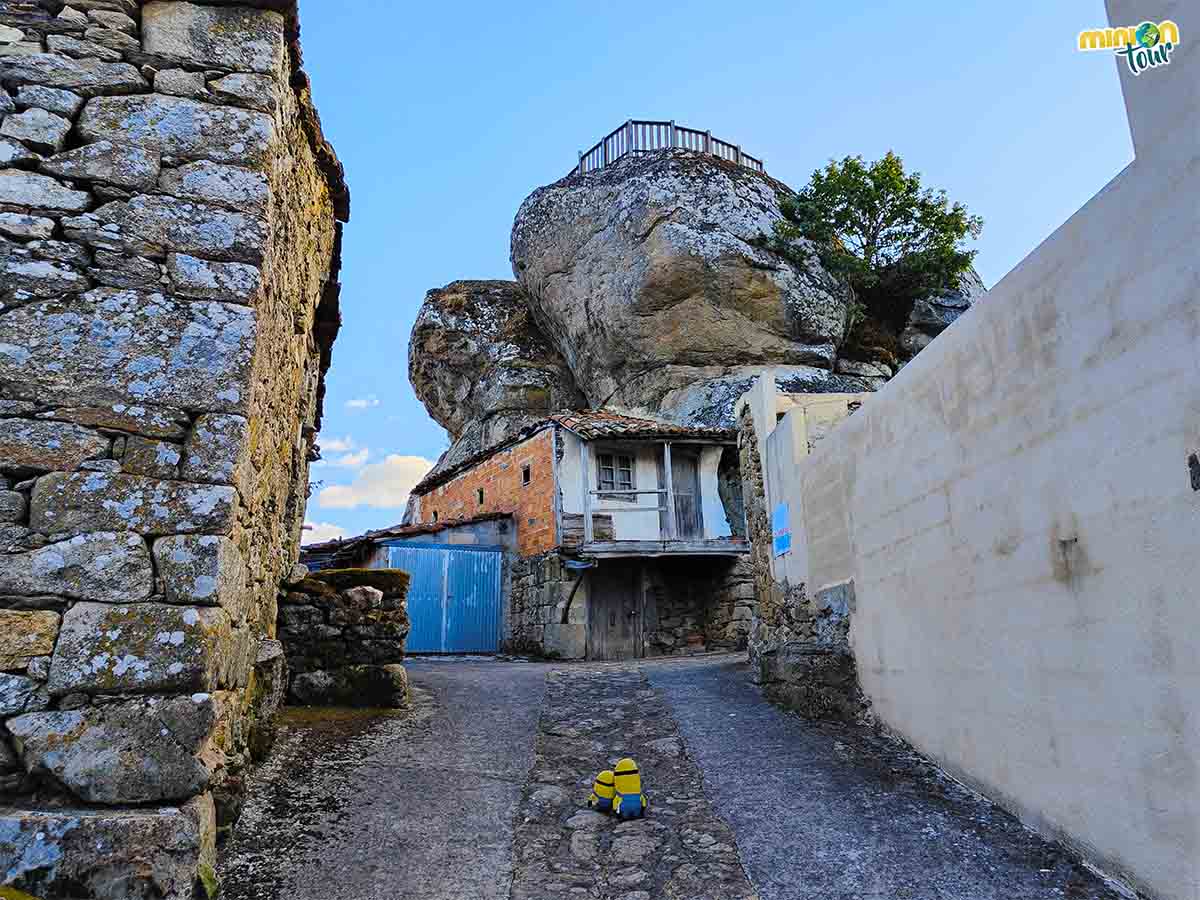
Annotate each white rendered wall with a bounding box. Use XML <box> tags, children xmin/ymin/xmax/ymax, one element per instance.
<box><xmin>739</xmin><ymin>5</ymin><xmax>1198</xmax><ymax>896</ymax></box>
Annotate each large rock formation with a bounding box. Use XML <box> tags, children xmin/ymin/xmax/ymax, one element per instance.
<box><xmin>408</xmin><ymin>280</ymin><xmax>584</xmax><ymax>471</ymax></box>
<box><xmin>510</xmin><ymin>150</ymin><xmax>863</xmax><ymax>424</ymax></box>
<box><xmin>410</xmin><ymin>150</ymin><xmax>984</xmax><ymax>486</ymax></box>
<box><xmin>0</xmin><ymin>1</ymin><xmax>344</xmax><ymax>896</ymax></box>
<box><xmin>899</xmin><ymin>267</ymin><xmax>986</xmax><ymax>356</ymax></box>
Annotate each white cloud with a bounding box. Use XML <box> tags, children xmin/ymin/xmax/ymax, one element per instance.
<box><xmin>303</xmin><ymin>521</ymin><xmax>346</xmax><ymax>545</ymax></box>
<box><xmin>318</xmin><ymin>454</ymin><xmax>434</xmax><ymax>510</ymax></box>
<box><xmin>332</xmin><ymin>448</ymin><xmax>369</xmax><ymax>468</ymax></box>
<box><xmin>320</xmin><ymin>434</ymin><xmax>356</xmax><ymax>453</ymax></box>
<box><xmin>345</xmin><ymin>394</ymin><xmax>380</xmax><ymax>410</ymax></box>
<box><xmin>312</xmin><ymin>446</ymin><xmax>369</xmax><ymax>469</ymax></box>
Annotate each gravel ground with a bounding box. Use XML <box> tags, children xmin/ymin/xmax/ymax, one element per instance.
<box><xmin>221</xmin><ymin>653</ymin><xmax>1128</xmax><ymax>900</ymax></box>
<box><xmin>647</xmin><ymin>654</ymin><xmax>1128</xmax><ymax>900</ymax></box>
<box><xmin>220</xmin><ymin>658</ymin><xmax>545</xmax><ymax>900</ymax></box>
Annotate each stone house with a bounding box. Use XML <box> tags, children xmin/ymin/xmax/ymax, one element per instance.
<box><xmin>311</xmin><ymin>410</ymin><xmax>755</xmax><ymax>660</ymax></box>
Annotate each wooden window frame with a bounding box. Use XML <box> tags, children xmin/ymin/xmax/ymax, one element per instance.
<box><xmin>596</xmin><ymin>449</ymin><xmax>636</xmax><ymax>502</ymax></box>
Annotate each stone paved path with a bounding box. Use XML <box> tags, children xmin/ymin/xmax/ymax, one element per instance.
<box><xmin>508</xmin><ymin>667</ymin><xmax>756</xmax><ymax>900</ymax></box>
<box><xmin>222</xmin><ymin>654</ymin><xmax>1127</xmax><ymax>900</ymax></box>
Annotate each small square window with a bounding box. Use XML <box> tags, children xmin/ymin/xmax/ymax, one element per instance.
<box><xmin>476</xmin><ymin>488</ymin><xmax>484</xmax><ymax>505</ymax></box>
<box><xmin>597</xmin><ymin>452</ymin><xmax>635</xmax><ymax>500</ymax></box>
<box><xmin>521</xmin><ymin>463</ymin><xmax>531</xmax><ymax>486</ymax></box>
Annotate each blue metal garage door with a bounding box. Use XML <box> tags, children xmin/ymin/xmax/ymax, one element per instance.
<box><xmin>386</xmin><ymin>544</ymin><xmax>502</xmax><ymax>653</ymax></box>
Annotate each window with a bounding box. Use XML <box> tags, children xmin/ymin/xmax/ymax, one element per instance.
<box><xmin>476</xmin><ymin>488</ymin><xmax>485</xmax><ymax>505</ymax></box>
<box><xmin>521</xmin><ymin>463</ymin><xmax>531</xmax><ymax>486</ymax></box>
<box><xmin>597</xmin><ymin>452</ymin><xmax>635</xmax><ymax>500</ymax></box>
<box><xmin>432</xmin><ymin>511</ymin><xmax>438</xmax><ymax>523</ymax></box>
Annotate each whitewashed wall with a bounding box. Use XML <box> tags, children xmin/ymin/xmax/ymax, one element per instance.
<box><xmin>740</xmin><ymin>3</ymin><xmax>1198</xmax><ymax>896</ymax></box>
<box><xmin>559</xmin><ymin>431</ymin><xmax>733</xmax><ymax>540</ymax></box>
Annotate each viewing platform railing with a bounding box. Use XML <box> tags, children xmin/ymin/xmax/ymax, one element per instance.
<box><xmin>576</xmin><ymin>119</ymin><xmax>764</xmax><ymax>176</ymax></box>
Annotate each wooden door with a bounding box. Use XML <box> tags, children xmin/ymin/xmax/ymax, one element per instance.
<box><xmin>671</xmin><ymin>453</ymin><xmax>703</xmax><ymax>539</ymax></box>
<box><xmin>587</xmin><ymin>563</ymin><xmax>642</xmax><ymax>660</ymax></box>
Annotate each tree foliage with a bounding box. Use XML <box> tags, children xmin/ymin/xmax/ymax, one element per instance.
<box><xmin>765</xmin><ymin>152</ymin><xmax>983</xmax><ymax>337</ymax></box>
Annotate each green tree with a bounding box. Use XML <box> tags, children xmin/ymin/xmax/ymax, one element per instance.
<box><xmin>766</xmin><ymin>151</ymin><xmax>983</xmax><ymax>340</ymax></box>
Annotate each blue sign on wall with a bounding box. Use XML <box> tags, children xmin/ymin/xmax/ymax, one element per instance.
<box><xmin>772</xmin><ymin>503</ymin><xmax>791</xmax><ymax>557</ymax></box>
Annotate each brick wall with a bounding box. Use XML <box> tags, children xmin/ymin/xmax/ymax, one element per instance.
<box><xmin>416</xmin><ymin>428</ymin><xmax>557</xmax><ymax>557</ymax></box>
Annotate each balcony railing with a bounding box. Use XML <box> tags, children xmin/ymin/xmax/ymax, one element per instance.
<box><xmin>576</xmin><ymin>119</ymin><xmax>765</xmax><ymax>176</ymax></box>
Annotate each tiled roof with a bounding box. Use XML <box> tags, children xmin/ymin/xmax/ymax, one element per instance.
<box><xmin>549</xmin><ymin>410</ymin><xmax>735</xmax><ymax>441</ymax></box>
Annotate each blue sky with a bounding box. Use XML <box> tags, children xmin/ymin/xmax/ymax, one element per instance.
<box><xmin>298</xmin><ymin>0</ymin><xmax>1133</xmax><ymax>543</ymax></box>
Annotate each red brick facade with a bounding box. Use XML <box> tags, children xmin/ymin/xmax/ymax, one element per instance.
<box><xmin>414</xmin><ymin>427</ymin><xmax>558</xmax><ymax>557</ymax></box>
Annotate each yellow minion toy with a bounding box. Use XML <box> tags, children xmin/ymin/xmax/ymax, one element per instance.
<box><xmin>611</xmin><ymin>757</ymin><xmax>647</xmax><ymax>819</ymax></box>
<box><xmin>587</xmin><ymin>769</ymin><xmax>615</xmax><ymax>813</ymax></box>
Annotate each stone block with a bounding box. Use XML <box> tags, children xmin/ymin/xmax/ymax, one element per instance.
<box><xmin>0</xmin><ymin>673</ymin><xmax>48</xmax><ymax>716</ymax></box>
<box><xmin>0</xmin><ymin>490</ymin><xmax>26</xmax><ymax>523</ymax></box>
<box><xmin>181</xmin><ymin>413</ymin><xmax>250</xmax><ymax>485</ymax></box>
<box><xmin>159</xmin><ymin>160</ymin><xmax>268</xmax><ymax>215</ymax></box>
<box><xmin>0</xmin><ymin>610</ymin><xmax>59</xmax><ymax>670</ymax></box>
<box><xmin>209</xmin><ymin>71</ymin><xmax>278</xmax><ymax>112</ymax></box>
<box><xmin>0</xmin><ymin>797</ymin><xmax>215</xmax><ymax>900</ymax></box>
<box><xmin>121</xmin><ymin>434</ymin><xmax>182</xmax><ymax>478</ymax></box>
<box><xmin>247</xmin><ymin>639</ymin><xmax>286</xmax><ymax>761</ymax></box>
<box><xmin>42</xmin><ymin>403</ymin><xmax>191</xmax><ymax>441</ymax></box>
<box><xmin>142</xmin><ymin>1</ymin><xmax>286</xmax><ymax>74</ymax></box>
<box><xmin>0</xmin><ymin>289</ymin><xmax>256</xmax><ymax>414</ymax></box>
<box><xmin>91</xmin><ymin>249</ymin><xmax>165</xmax><ymax>290</ymax></box>
<box><xmin>0</xmin><ymin>108</ymin><xmax>70</xmax><ymax>154</ymax></box>
<box><xmin>7</xmin><ymin>694</ymin><xmax>218</xmax><ymax>803</ymax></box>
<box><xmin>153</xmin><ymin>534</ymin><xmax>250</xmax><ymax>620</ymax></box>
<box><xmin>0</xmin><ymin>420</ymin><xmax>109</xmax><ymax>476</ymax></box>
<box><xmin>0</xmin><ymin>137</ymin><xmax>38</xmax><ymax>167</ymax></box>
<box><xmin>0</xmin><ymin>212</ymin><xmax>53</xmax><ymax>239</ymax></box>
<box><xmin>88</xmin><ymin>9</ymin><xmax>136</xmax><ymax>33</ymax></box>
<box><xmin>30</xmin><ymin>471</ymin><xmax>237</xmax><ymax>537</ymax></box>
<box><xmin>41</xmin><ymin>139</ymin><xmax>162</xmax><ymax>191</ymax></box>
<box><xmin>77</xmin><ymin>93</ymin><xmax>272</xmax><ymax>167</ymax></box>
<box><xmin>0</xmin><ymin>53</ymin><xmax>146</xmax><ymax>97</ymax></box>
<box><xmin>1</xmin><ymin>252</ymin><xmax>91</xmax><ymax>303</ymax></box>
<box><xmin>154</xmin><ymin>67</ymin><xmax>209</xmax><ymax>99</ymax></box>
<box><xmin>25</xmin><ymin>656</ymin><xmax>50</xmax><ymax>681</ymax></box>
<box><xmin>85</xmin><ymin>26</ymin><xmax>139</xmax><ymax>56</ymax></box>
<box><xmin>67</xmin><ymin>195</ymin><xmax>267</xmax><ymax>264</ymax></box>
<box><xmin>289</xmin><ymin>664</ymin><xmax>409</xmax><ymax>708</ymax></box>
<box><xmin>0</xmin><ymin>170</ymin><xmax>90</xmax><ymax>213</ymax></box>
<box><xmin>48</xmin><ymin>601</ymin><xmax>235</xmax><ymax>695</ymax></box>
<box><xmin>167</xmin><ymin>252</ymin><xmax>262</xmax><ymax>304</ymax></box>
<box><xmin>14</xmin><ymin>85</ymin><xmax>83</xmax><ymax>118</ymax></box>
<box><xmin>45</xmin><ymin>32</ymin><xmax>125</xmax><ymax>63</ymax></box>
<box><xmin>0</xmin><ymin>531</ymin><xmax>153</xmax><ymax>602</ymax></box>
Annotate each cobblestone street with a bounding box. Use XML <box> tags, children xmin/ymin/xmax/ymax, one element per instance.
<box><xmin>221</xmin><ymin>655</ymin><xmax>1128</xmax><ymax>899</ymax></box>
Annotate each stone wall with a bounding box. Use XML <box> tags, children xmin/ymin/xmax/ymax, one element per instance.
<box><xmin>735</xmin><ymin>401</ymin><xmax>867</xmax><ymax>721</ymax></box>
<box><xmin>507</xmin><ymin>550</ymin><xmax>574</xmax><ymax>655</ymax></box>
<box><xmin>508</xmin><ymin>551</ymin><xmax>753</xmax><ymax>659</ymax></box>
<box><xmin>0</xmin><ymin>1</ymin><xmax>346</xmax><ymax>896</ymax></box>
<box><xmin>278</xmin><ymin>569</ymin><xmax>411</xmax><ymax>708</ymax></box>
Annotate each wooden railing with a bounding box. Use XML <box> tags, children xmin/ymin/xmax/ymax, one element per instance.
<box><xmin>576</xmin><ymin>119</ymin><xmax>765</xmax><ymax>176</ymax></box>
